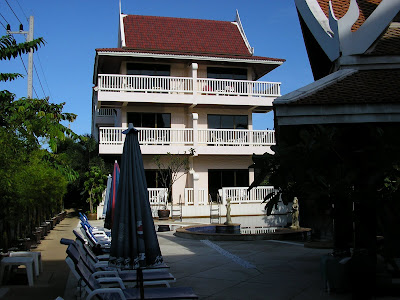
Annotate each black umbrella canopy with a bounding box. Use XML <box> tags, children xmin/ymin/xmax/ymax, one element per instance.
<box><xmin>109</xmin><ymin>125</ymin><xmax>163</xmax><ymax>269</ymax></box>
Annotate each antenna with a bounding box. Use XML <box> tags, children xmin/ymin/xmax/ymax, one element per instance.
<box><xmin>119</xmin><ymin>0</ymin><xmax>122</xmax><ymax>14</ymax></box>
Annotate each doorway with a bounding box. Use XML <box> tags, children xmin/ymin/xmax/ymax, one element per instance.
<box><xmin>208</xmin><ymin>169</ymin><xmax>249</xmax><ymax>202</ymax></box>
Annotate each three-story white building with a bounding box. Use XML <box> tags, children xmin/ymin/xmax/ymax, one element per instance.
<box><xmin>92</xmin><ymin>12</ymin><xmax>285</xmax><ymax>217</ymax></box>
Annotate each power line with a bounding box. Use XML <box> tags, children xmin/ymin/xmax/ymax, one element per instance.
<box><xmin>0</xmin><ymin>12</ymin><xmax>9</xmax><ymax>24</ymax></box>
<box><xmin>4</xmin><ymin>0</ymin><xmax>23</xmax><ymax>24</ymax></box>
<box><xmin>6</xmin><ymin>2</ymin><xmax>51</xmax><ymax>101</ymax></box>
<box><xmin>19</xmin><ymin>56</ymin><xmax>27</xmax><ymax>74</ymax></box>
<box><xmin>14</xmin><ymin>0</ymin><xmax>28</xmax><ymax>22</ymax></box>
<box><xmin>36</xmin><ymin>53</ymin><xmax>53</xmax><ymax>100</ymax></box>
<box><xmin>0</xmin><ymin>19</ymin><xmax>6</xmax><ymax>30</ymax></box>
<box><xmin>33</xmin><ymin>61</ymin><xmax>46</xmax><ymax>98</ymax></box>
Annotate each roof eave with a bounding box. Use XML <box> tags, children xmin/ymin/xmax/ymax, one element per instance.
<box><xmin>274</xmin><ymin>68</ymin><xmax>357</xmax><ymax>105</ymax></box>
<box><xmin>95</xmin><ymin>50</ymin><xmax>284</xmax><ymax>66</ymax></box>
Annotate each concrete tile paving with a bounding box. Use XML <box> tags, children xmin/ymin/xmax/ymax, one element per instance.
<box><xmin>1</xmin><ymin>216</ymin><xmax>397</xmax><ymax>299</ymax></box>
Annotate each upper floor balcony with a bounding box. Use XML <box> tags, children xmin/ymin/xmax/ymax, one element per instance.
<box><xmin>94</xmin><ymin>108</ymin><xmax>116</xmax><ymax>125</ymax></box>
<box><xmin>99</xmin><ymin>127</ymin><xmax>275</xmax><ymax>155</ymax></box>
<box><xmin>95</xmin><ymin>74</ymin><xmax>281</xmax><ymax>109</ymax></box>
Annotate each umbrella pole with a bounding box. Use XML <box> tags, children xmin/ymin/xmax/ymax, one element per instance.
<box><xmin>138</xmin><ymin>268</ymin><xmax>144</xmax><ymax>300</ymax></box>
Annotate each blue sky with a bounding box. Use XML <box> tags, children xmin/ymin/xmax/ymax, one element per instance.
<box><xmin>1</xmin><ymin>0</ymin><xmax>314</xmax><ymax>135</ymax></box>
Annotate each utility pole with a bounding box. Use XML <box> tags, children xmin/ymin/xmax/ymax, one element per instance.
<box><xmin>7</xmin><ymin>16</ymin><xmax>34</xmax><ymax>98</ymax></box>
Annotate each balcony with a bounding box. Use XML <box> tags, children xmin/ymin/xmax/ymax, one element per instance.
<box><xmin>98</xmin><ymin>127</ymin><xmax>275</xmax><ymax>155</ymax></box>
<box><xmin>144</xmin><ymin>186</ymin><xmax>285</xmax><ymax>218</ymax></box>
<box><xmin>95</xmin><ymin>108</ymin><xmax>116</xmax><ymax>124</ymax></box>
<box><xmin>96</xmin><ymin>74</ymin><xmax>280</xmax><ymax>108</ymax></box>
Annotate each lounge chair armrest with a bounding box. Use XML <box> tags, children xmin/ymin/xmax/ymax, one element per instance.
<box><xmin>94</xmin><ymin>260</ymin><xmax>108</xmax><ymax>266</ymax></box>
<box><xmin>60</xmin><ymin>238</ymin><xmax>74</xmax><ymax>245</ymax></box>
<box><xmin>92</xmin><ymin>270</ymin><xmax>120</xmax><ymax>278</ymax></box>
<box><xmin>86</xmin><ymin>288</ymin><xmax>126</xmax><ymax>300</ymax></box>
<box><xmin>96</xmin><ymin>254</ymin><xmax>110</xmax><ymax>260</ymax></box>
<box><xmin>96</xmin><ymin>277</ymin><xmax>126</xmax><ymax>289</ymax></box>
<box><xmin>96</xmin><ymin>239</ymin><xmax>111</xmax><ymax>245</ymax></box>
<box><xmin>91</xmin><ymin>231</ymin><xmax>108</xmax><ymax>237</ymax></box>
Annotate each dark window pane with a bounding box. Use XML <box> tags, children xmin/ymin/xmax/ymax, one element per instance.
<box><xmin>208</xmin><ymin>115</ymin><xmax>220</xmax><ymax>129</ymax></box>
<box><xmin>127</xmin><ymin>112</ymin><xmax>142</xmax><ymax>128</ymax></box>
<box><xmin>145</xmin><ymin>170</ymin><xmax>157</xmax><ymax>188</ymax></box>
<box><xmin>235</xmin><ymin>170</ymin><xmax>249</xmax><ymax>187</ymax></box>
<box><xmin>157</xmin><ymin>113</ymin><xmax>171</xmax><ymax>128</ymax></box>
<box><xmin>127</xmin><ymin>63</ymin><xmax>170</xmax><ymax>76</ymax></box>
<box><xmin>142</xmin><ymin>113</ymin><xmax>156</xmax><ymax>128</ymax></box>
<box><xmin>222</xmin><ymin>170</ymin><xmax>235</xmax><ymax>187</ymax></box>
<box><xmin>221</xmin><ymin>115</ymin><xmax>234</xmax><ymax>129</ymax></box>
<box><xmin>207</xmin><ymin>67</ymin><xmax>247</xmax><ymax>80</ymax></box>
<box><xmin>127</xmin><ymin>112</ymin><xmax>171</xmax><ymax>128</ymax></box>
<box><xmin>208</xmin><ymin>114</ymin><xmax>248</xmax><ymax>129</ymax></box>
<box><xmin>235</xmin><ymin>116</ymin><xmax>248</xmax><ymax>129</ymax></box>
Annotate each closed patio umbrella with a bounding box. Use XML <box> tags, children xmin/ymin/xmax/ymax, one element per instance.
<box><xmin>104</xmin><ymin>161</ymin><xmax>120</xmax><ymax>229</ymax></box>
<box><xmin>109</xmin><ymin>124</ymin><xmax>163</xmax><ymax>270</ymax></box>
<box><xmin>102</xmin><ymin>174</ymin><xmax>112</xmax><ymax>219</ymax></box>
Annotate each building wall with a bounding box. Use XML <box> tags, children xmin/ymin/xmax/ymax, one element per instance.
<box><xmin>142</xmin><ymin>154</ymin><xmax>254</xmax><ymax>204</ymax></box>
<box><xmin>121</xmin><ymin>105</ymin><xmax>189</xmax><ymax>129</ymax></box>
<box><xmin>193</xmin><ymin>107</ymin><xmax>253</xmax><ymax>130</ymax></box>
<box><xmin>120</xmin><ymin>105</ymin><xmax>253</xmax><ymax>130</ymax></box>
<box><xmin>193</xmin><ymin>155</ymin><xmax>254</xmax><ymax>193</ymax></box>
<box><xmin>118</xmin><ymin>60</ymin><xmax>251</xmax><ymax>79</ymax></box>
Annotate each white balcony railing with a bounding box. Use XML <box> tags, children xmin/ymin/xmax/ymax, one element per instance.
<box><xmin>99</xmin><ymin>127</ymin><xmax>193</xmax><ymax>145</ymax></box>
<box><xmin>148</xmin><ymin>187</ymin><xmax>272</xmax><ymax>207</ymax></box>
<box><xmin>220</xmin><ymin>186</ymin><xmax>275</xmax><ymax>204</ymax></box>
<box><xmin>99</xmin><ymin>75</ymin><xmax>193</xmax><ymax>94</ymax></box>
<box><xmin>197</xmin><ymin>129</ymin><xmax>275</xmax><ymax>146</ymax></box>
<box><xmin>197</xmin><ymin>78</ymin><xmax>280</xmax><ymax>97</ymax></box>
<box><xmin>140</xmin><ymin>128</ymin><xmax>193</xmax><ymax>145</ymax></box>
<box><xmin>99</xmin><ymin>127</ymin><xmax>275</xmax><ymax>147</ymax></box>
<box><xmin>96</xmin><ymin>108</ymin><xmax>115</xmax><ymax>116</ymax></box>
<box><xmin>184</xmin><ymin>188</ymin><xmax>207</xmax><ymax>205</ymax></box>
<box><xmin>148</xmin><ymin>188</ymin><xmax>168</xmax><ymax>206</ymax></box>
<box><xmin>98</xmin><ymin>74</ymin><xmax>280</xmax><ymax>97</ymax></box>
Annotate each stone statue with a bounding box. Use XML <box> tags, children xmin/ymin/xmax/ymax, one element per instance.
<box><xmin>224</xmin><ymin>198</ymin><xmax>233</xmax><ymax>225</ymax></box>
<box><xmin>290</xmin><ymin>197</ymin><xmax>300</xmax><ymax>230</ymax></box>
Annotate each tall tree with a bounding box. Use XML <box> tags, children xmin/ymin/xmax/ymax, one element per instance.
<box><xmin>0</xmin><ymin>34</ymin><xmax>45</xmax><ymax>82</ymax></box>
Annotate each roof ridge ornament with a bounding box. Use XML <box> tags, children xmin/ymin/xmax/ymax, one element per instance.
<box><xmin>295</xmin><ymin>0</ymin><xmax>400</xmax><ymax>61</ymax></box>
<box><xmin>234</xmin><ymin>9</ymin><xmax>254</xmax><ymax>55</ymax></box>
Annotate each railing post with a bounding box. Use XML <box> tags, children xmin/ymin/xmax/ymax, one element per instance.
<box><xmin>192</xmin><ymin>113</ymin><xmax>198</xmax><ymax>149</ymax></box>
<box><xmin>192</xmin><ymin>63</ymin><xmax>198</xmax><ymax>96</ymax></box>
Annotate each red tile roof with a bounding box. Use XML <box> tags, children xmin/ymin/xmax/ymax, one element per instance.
<box><xmin>280</xmin><ymin>69</ymin><xmax>400</xmax><ymax>105</ymax></box>
<box><xmin>122</xmin><ymin>15</ymin><xmax>256</xmax><ymax>57</ymax></box>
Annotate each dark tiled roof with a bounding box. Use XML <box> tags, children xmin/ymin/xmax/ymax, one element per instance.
<box><xmin>283</xmin><ymin>69</ymin><xmax>400</xmax><ymax>105</ymax></box>
<box><xmin>122</xmin><ymin>15</ymin><xmax>253</xmax><ymax>57</ymax></box>
<box><xmin>368</xmin><ymin>26</ymin><xmax>400</xmax><ymax>55</ymax></box>
<box><xmin>316</xmin><ymin>0</ymin><xmax>383</xmax><ymax>31</ymax></box>
<box><xmin>95</xmin><ymin>48</ymin><xmax>285</xmax><ymax>63</ymax></box>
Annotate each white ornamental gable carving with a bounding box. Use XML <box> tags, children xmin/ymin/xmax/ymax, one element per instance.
<box><xmin>295</xmin><ymin>0</ymin><xmax>400</xmax><ymax>61</ymax></box>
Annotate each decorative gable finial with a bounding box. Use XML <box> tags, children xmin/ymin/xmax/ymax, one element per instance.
<box><xmin>235</xmin><ymin>9</ymin><xmax>254</xmax><ymax>55</ymax></box>
<box><xmin>295</xmin><ymin>0</ymin><xmax>400</xmax><ymax>61</ymax></box>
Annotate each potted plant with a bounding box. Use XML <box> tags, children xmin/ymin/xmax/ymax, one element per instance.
<box><xmin>153</xmin><ymin>150</ymin><xmax>194</xmax><ymax>219</ymax></box>
<box><xmin>82</xmin><ymin>166</ymin><xmax>107</xmax><ymax>220</ymax></box>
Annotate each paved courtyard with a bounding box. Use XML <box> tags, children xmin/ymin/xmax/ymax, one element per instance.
<box><xmin>0</xmin><ymin>213</ymin><xmax>398</xmax><ymax>299</ymax></box>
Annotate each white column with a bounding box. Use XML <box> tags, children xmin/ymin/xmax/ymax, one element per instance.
<box><xmin>192</xmin><ymin>63</ymin><xmax>198</xmax><ymax>96</ymax></box>
<box><xmin>193</xmin><ymin>173</ymin><xmax>200</xmax><ymax>206</ymax></box>
<box><xmin>192</xmin><ymin>112</ymin><xmax>198</xmax><ymax>150</ymax></box>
